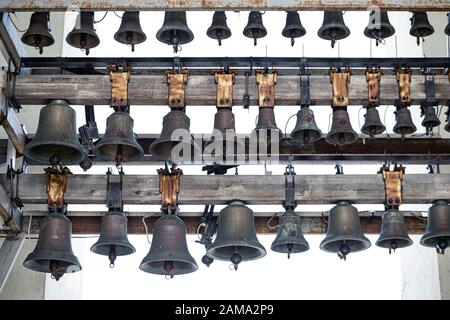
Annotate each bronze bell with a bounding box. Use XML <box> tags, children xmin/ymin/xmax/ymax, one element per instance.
<box><xmin>271</xmin><ymin>210</ymin><xmax>309</xmax><ymax>258</ymax></box>
<box><xmin>291</xmin><ymin>106</ymin><xmax>322</xmax><ymax>146</ymax></box>
<box><xmin>207</xmin><ymin>11</ymin><xmax>232</xmax><ymax>46</ymax></box>
<box><xmin>94</xmin><ymin>111</ymin><xmax>144</xmax><ymax>164</ymax></box>
<box><xmin>421</xmin><ymin>105</ymin><xmax>441</xmax><ymax>135</ymax></box>
<box><xmin>282</xmin><ymin>11</ymin><xmax>306</xmax><ymax>47</ymax></box>
<box><xmin>156</xmin><ymin>11</ymin><xmax>194</xmax><ymax>53</ymax></box>
<box><xmin>243</xmin><ymin>11</ymin><xmax>267</xmax><ymax>46</ymax></box>
<box><xmin>206</xmin><ymin>201</ymin><xmax>266</xmax><ymax>270</ymax></box>
<box><xmin>318</xmin><ymin>11</ymin><xmax>350</xmax><ymax>48</ymax></box>
<box><xmin>90</xmin><ymin>210</ymin><xmax>136</xmax><ymax>267</ymax></box>
<box><xmin>114</xmin><ymin>11</ymin><xmax>147</xmax><ymax>52</ymax></box>
<box><xmin>364</xmin><ymin>10</ymin><xmax>395</xmax><ymax>46</ymax></box>
<box><xmin>320</xmin><ymin>201</ymin><xmax>371</xmax><ymax>260</ymax></box>
<box><xmin>361</xmin><ymin>106</ymin><xmax>386</xmax><ymax>137</ymax></box>
<box><xmin>446</xmin><ymin>108</ymin><xmax>450</xmax><ymax>132</ymax></box>
<box><xmin>376</xmin><ymin>209</ymin><xmax>413</xmax><ymax>254</ymax></box>
<box><xmin>445</xmin><ymin>13</ymin><xmax>450</xmax><ymax>36</ymax></box>
<box><xmin>410</xmin><ymin>12</ymin><xmax>434</xmax><ymax>46</ymax></box>
<box><xmin>254</xmin><ymin>107</ymin><xmax>282</xmax><ymax>141</ymax></box>
<box><xmin>393</xmin><ymin>106</ymin><xmax>417</xmax><ymax>137</ymax></box>
<box><xmin>23</xmin><ymin>212</ymin><xmax>82</xmax><ymax>281</ymax></box>
<box><xmin>326</xmin><ymin>108</ymin><xmax>359</xmax><ymax>148</ymax></box>
<box><xmin>150</xmin><ymin>110</ymin><xmax>200</xmax><ymax>161</ymax></box>
<box><xmin>66</xmin><ymin>12</ymin><xmax>100</xmax><ymax>56</ymax></box>
<box><xmin>139</xmin><ymin>213</ymin><xmax>198</xmax><ymax>277</ymax></box>
<box><xmin>21</xmin><ymin>12</ymin><xmax>55</xmax><ymax>54</ymax></box>
<box><xmin>421</xmin><ymin>200</ymin><xmax>450</xmax><ymax>255</ymax></box>
<box><xmin>205</xmin><ymin>108</ymin><xmax>245</xmax><ymax>158</ymax></box>
<box><xmin>24</xmin><ymin>99</ymin><xmax>86</xmax><ymax>165</ymax></box>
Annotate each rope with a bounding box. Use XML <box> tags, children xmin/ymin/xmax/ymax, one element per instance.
<box><xmin>94</xmin><ymin>12</ymin><xmax>108</xmax><ymax>24</ymax></box>
<box><xmin>113</xmin><ymin>11</ymin><xmax>123</xmax><ymax>19</ymax></box>
<box><xmin>142</xmin><ymin>215</ymin><xmax>154</xmax><ymax>244</ymax></box>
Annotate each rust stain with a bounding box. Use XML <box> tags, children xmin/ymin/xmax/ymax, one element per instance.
<box><xmin>167</xmin><ymin>71</ymin><xmax>188</xmax><ymax>109</ymax></box>
<box><xmin>330</xmin><ymin>68</ymin><xmax>351</xmax><ymax>107</ymax></box>
<box><xmin>215</xmin><ymin>71</ymin><xmax>235</xmax><ymax>108</ymax></box>
<box><xmin>256</xmin><ymin>71</ymin><xmax>277</xmax><ymax>108</ymax></box>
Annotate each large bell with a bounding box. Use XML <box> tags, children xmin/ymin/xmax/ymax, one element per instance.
<box><xmin>364</xmin><ymin>10</ymin><xmax>395</xmax><ymax>46</ymax></box>
<box><xmin>446</xmin><ymin>109</ymin><xmax>450</xmax><ymax>132</ymax></box>
<box><xmin>421</xmin><ymin>200</ymin><xmax>450</xmax><ymax>255</ymax></box>
<box><xmin>271</xmin><ymin>210</ymin><xmax>309</xmax><ymax>258</ymax></box>
<box><xmin>90</xmin><ymin>210</ymin><xmax>136</xmax><ymax>267</ymax></box>
<box><xmin>205</xmin><ymin>108</ymin><xmax>245</xmax><ymax>158</ymax></box>
<box><xmin>24</xmin><ymin>99</ymin><xmax>86</xmax><ymax>165</ymax></box>
<box><xmin>207</xmin><ymin>11</ymin><xmax>231</xmax><ymax>46</ymax></box>
<box><xmin>66</xmin><ymin>11</ymin><xmax>100</xmax><ymax>55</ymax></box>
<box><xmin>291</xmin><ymin>106</ymin><xmax>322</xmax><ymax>146</ymax></box>
<box><xmin>361</xmin><ymin>106</ymin><xmax>386</xmax><ymax>137</ymax></box>
<box><xmin>445</xmin><ymin>13</ymin><xmax>450</xmax><ymax>36</ymax></box>
<box><xmin>23</xmin><ymin>212</ymin><xmax>81</xmax><ymax>281</ymax></box>
<box><xmin>410</xmin><ymin>12</ymin><xmax>434</xmax><ymax>46</ymax></box>
<box><xmin>375</xmin><ymin>209</ymin><xmax>413</xmax><ymax>253</ymax></box>
<box><xmin>21</xmin><ymin>12</ymin><xmax>54</xmax><ymax>54</ymax></box>
<box><xmin>421</xmin><ymin>105</ymin><xmax>441</xmax><ymax>135</ymax></box>
<box><xmin>114</xmin><ymin>11</ymin><xmax>146</xmax><ymax>52</ymax></box>
<box><xmin>320</xmin><ymin>201</ymin><xmax>371</xmax><ymax>260</ymax></box>
<box><xmin>139</xmin><ymin>213</ymin><xmax>198</xmax><ymax>277</ymax></box>
<box><xmin>206</xmin><ymin>201</ymin><xmax>266</xmax><ymax>270</ymax></box>
<box><xmin>150</xmin><ymin>110</ymin><xmax>200</xmax><ymax>161</ymax></box>
<box><xmin>326</xmin><ymin>108</ymin><xmax>359</xmax><ymax>148</ymax></box>
<box><xmin>156</xmin><ymin>11</ymin><xmax>194</xmax><ymax>53</ymax></box>
<box><xmin>393</xmin><ymin>106</ymin><xmax>417</xmax><ymax>137</ymax></box>
<box><xmin>318</xmin><ymin>11</ymin><xmax>350</xmax><ymax>48</ymax></box>
<box><xmin>94</xmin><ymin>111</ymin><xmax>144</xmax><ymax>164</ymax></box>
<box><xmin>243</xmin><ymin>11</ymin><xmax>267</xmax><ymax>46</ymax></box>
<box><xmin>282</xmin><ymin>11</ymin><xmax>306</xmax><ymax>47</ymax></box>
<box><xmin>254</xmin><ymin>107</ymin><xmax>282</xmax><ymax>139</ymax></box>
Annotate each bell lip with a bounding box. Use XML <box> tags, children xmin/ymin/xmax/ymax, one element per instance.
<box><xmin>21</xmin><ymin>32</ymin><xmax>55</xmax><ymax>48</ymax></box>
<box><xmin>325</xmin><ymin>131</ymin><xmax>359</xmax><ymax>146</ymax></box>
<box><xmin>23</xmin><ymin>250</ymin><xmax>82</xmax><ymax>273</ymax></box>
<box><xmin>113</xmin><ymin>31</ymin><xmax>147</xmax><ymax>45</ymax></box>
<box><xmin>93</xmin><ymin>140</ymin><xmax>144</xmax><ymax>162</ymax></box>
<box><xmin>270</xmin><ymin>243</ymin><xmax>310</xmax><ymax>254</ymax></box>
<box><xmin>138</xmin><ymin>259</ymin><xmax>198</xmax><ymax>275</ymax></box>
<box><xmin>317</xmin><ymin>24</ymin><xmax>350</xmax><ymax>41</ymax></box>
<box><xmin>420</xmin><ymin>234</ymin><xmax>450</xmax><ymax>247</ymax></box>
<box><xmin>281</xmin><ymin>26</ymin><xmax>306</xmax><ymax>39</ymax></box>
<box><xmin>206</xmin><ymin>243</ymin><xmax>267</xmax><ymax>261</ymax></box>
<box><xmin>66</xmin><ymin>31</ymin><xmax>100</xmax><ymax>49</ymax></box>
<box><xmin>363</xmin><ymin>24</ymin><xmax>395</xmax><ymax>40</ymax></box>
<box><xmin>24</xmin><ymin>140</ymin><xmax>87</xmax><ymax>165</ymax></box>
<box><xmin>149</xmin><ymin>139</ymin><xmax>201</xmax><ymax>161</ymax></box>
<box><xmin>90</xmin><ymin>242</ymin><xmax>136</xmax><ymax>256</ymax></box>
<box><xmin>375</xmin><ymin>237</ymin><xmax>413</xmax><ymax>249</ymax></box>
<box><xmin>319</xmin><ymin>236</ymin><xmax>372</xmax><ymax>253</ymax></box>
<box><xmin>206</xmin><ymin>27</ymin><xmax>232</xmax><ymax>40</ymax></box>
<box><xmin>361</xmin><ymin>124</ymin><xmax>386</xmax><ymax>136</ymax></box>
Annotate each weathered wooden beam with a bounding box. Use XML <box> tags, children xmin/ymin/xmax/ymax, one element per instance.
<box><xmin>4</xmin><ymin>174</ymin><xmax>450</xmax><ymax>205</ymax></box>
<box><xmin>0</xmin><ymin>13</ymin><xmax>26</xmax><ymax>69</ymax></box>
<box><xmin>13</xmin><ymin>74</ymin><xmax>450</xmax><ymax>106</ymax></box>
<box><xmin>1</xmin><ymin>0</ymin><xmax>449</xmax><ymax>11</ymax></box>
<box><xmin>0</xmin><ymin>233</ymin><xmax>25</xmax><ymax>292</ymax></box>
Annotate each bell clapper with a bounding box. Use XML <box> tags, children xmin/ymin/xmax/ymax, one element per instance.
<box><xmin>108</xmin><ymin>245</ymin><xmax>117</xmax><ymax>268</ymax></box>
<box><xmin>330</xmin><ymin>38</ymin><xmax>336</xmax><ymax>49</ymax></box>
<box><xmin>338</xmin><ymin>243</ymin><xmax>351</xmax><ymax>261</ymax></box>
<box><xmin>290</xmin><ymin>37</ymin><xmax>295</xmax><ymax>47</ymax></box>
<box><xmin>230</xmin><ymin>247</ymin><xmax>242</xmax><ymax>271</ymax></box>
<box><xmin>201</xmin><ymin>254</ymin><xmax>214</xmax><ymax>267</ymax></box>
<box><xmin>286</xmin><ymin>243</ymin><xmax>294</xmax><ymax>259</ymax></box>
<box><xmin>436</xmin><ymin>238</ymin><xmax>448</xmax><ymax>255</ymax></box>
<box><xmin>49</xmin><ymin>260</ymin><xmax>63</xmax><ymax>281</ymax></box>
<box><xmin>163</xmin><ymin>260</ymin><xmax>175</xmax><ymax>278</ymax></box>
<box><xmin>115</xmin><ymin>144</ymin><xmax>124</xmax><ymax>167</ymax></box>
<box><xmin>389</xmin><ymin>241</ymin><xmax>398</xmax><ymax>255</ymax></box>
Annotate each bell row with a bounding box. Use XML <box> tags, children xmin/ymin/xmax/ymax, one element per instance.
<box><xmin>18</xmin><ymin>9</ymin><xmax>450</xmax><ymax>55</ymax></box>
<box><xmin>23</xmin><ymin>100</ymin><xmax>450</xmax><ymax>166</ymax></box>
<box><xmin>22</xmin><ymin>199</ymin><xmax>450</xmax><ymax>280</ymax></box>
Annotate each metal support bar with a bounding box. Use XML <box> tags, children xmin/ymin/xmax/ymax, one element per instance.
<box><xmin>0</xmin><ymin>232</ymin><xmax>25</xmax><ymax>292</ymax></box>
<box><xmin>0</xmin><ymin>13</ymin><xmax>26</xmax><ymax>69</ymax></box>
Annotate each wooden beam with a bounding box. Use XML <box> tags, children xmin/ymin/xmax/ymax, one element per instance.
<box><xmin>1</xmin><ymin>0</ymin><xmax>449</xmax><ymax>12</ymax></box>
<box><xmin>0</xmin><ymin>233</ymin><xmax>25</xmax><ymax>292</ymax></box>
<box><xmin>13</xmin><ymin>74</ymin><xmax>450</xmax><ymax>107</ymax></box>
<box><xmin>4</xmin><ymin>173</ymin><xmax>450</xmax><ymax>205</ymax></box>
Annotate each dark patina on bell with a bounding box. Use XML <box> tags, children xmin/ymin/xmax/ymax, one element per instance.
<box><xmin>364</xmin><ymin>10</ymin><xmax>395</xmax><ymax>46</ymax></box>
<box><xmin>243</xmin><ymin>11</ymin><xmax>267</xmax><ymax>46</ymax></box>
<box><xmin>318</xmin><ymin>11</ymin><xmax>350</xmax><ymax>48</ymax></box>
<box><xmin>21</xmin><ymin>12</ymin><xmax>55</xmax><ymax>54</ymax></box>
<box><xmin>361</xmin><ymin>106</ymin><xmax>386</xmax><ymax>137</ymax></box>
<box><xmin>139</xmin><ymin>213</ymin><xmax>198</xmax><ymax>277</ymax></box>
<box><xmin>393</xmin><ymin>105</ymin><xmax>417</xmax><ymax>137</ymax></box>
<box><xmin>446</xmin><ymin>108</ymin><xmax>450</xmax><ymax>132</ymax></box>
<box><xmin>445</xmin><ymin>13</ymin><xmax>450</xmax><ymax>36</ymax></box>
<box><xmin>376</xmin><ymin>209</ymin><xmax>413</xmax><ymax>253</ymax></box>
<box><xmin>320</xmin><ymin>201</ymin><xmax>371</xmax><ymax>260</ymax></box>
<box><xmin>271</xmin><ymin>210</ymin><xmax>309</xmax><ymax>258</ymax></box>
<box><xmin>291</xmin><ymin>106</ymin><xmax>322</xmax><ymax>146</ymax></box>
<box><xmin>114</xmin><ymin>11</ymin><xmax>146</xmax><ymax>52</ymax></box>
<box><xmin>90</xmin><ymin>210</ymin><xmax>136</xmax><ymax>267</ymax></box>
<box><xmin>326</xmin><ymin>108</ymin><xmax>359</xmax><ymax>148</ymax></box>
<box><xmin>282</xmin><ymin>11</ymin><xmax>306</xmax><ymax>46</ymax></box>
<box><xmin>66</xmin><ymin>11</ymin><xmax>100</xmax><ymax>55</ymax></box>
<box><xmin>23</xmin><ymin>212</ymin><xmax>81</xmax><ymax>281</ymax></box>
<box><xmin>24</xmin><ymin>99</ymin><xmax>86</xmax><ymax>165</ymax></box>
<box><xmin>206</xmin><ymin>11</ymin><xmax>231</xmax><ymax>46</ymax></box>
<box><xmin>421</xmin><ymin>200</ymin><xmax>450</xmax><ymax>255</ymax></box>
<box><xmin>410</xmin><ymin>12</ymin><xmax>434</xmax><ymax>46</ymax></box>
<box><xmin>156</xmin><ymin>11</ymin><xmax>194</xmax><ymax>53</ymax></box>
<box><xmin>206</xmin><ymin>201</ymin><xmax>266</xmax><ymax>270</ymax></box>
<box><xmin>421</xmin><ymin>105</ymin><xmax>441</xmax><ymax>135</ymax></box>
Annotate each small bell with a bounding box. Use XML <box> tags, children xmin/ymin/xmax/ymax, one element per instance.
<box><xmin>291</xmin><ymin>106</ymin><xmax>322</xmax><ymax>146</ymax></box>
<box><xmin>317</xmin><ymin>11</ymin><xmax>350</xmax><ymax>48</ymax></box>
<box><xmin>410</xmin><ymin>12</ymin><xmax>434</xmax><ymax>46</ymax></box>
<box><xmin>206</xmin><ymin>11</ymin><xmax>231</xmax><ymax>46</ymax></box>
<box><xmin>156</xmin><ymin>11</ymin><xmax>194</xmax><ymax>53</ymax></box>
<box><xmin>282</xmin><ymin>11</ymin><xmax>306</xmax><ymax>47</ymax></box>
<box><xmin>66</xmin><ymin>11</ymin><xmax>100</xmax><ymax>55</ymax></box>
<box><xmin>393</xmin><ymin>106</ymin><xmax>417</xmax><ymax>138</ymax></box>
<box><xmin>114</xmin><ymin>11</ymin><xmax>147</xmax><ymax>52</ymax></box>
<box><xmin>271</xmin><ymin>210</ymin><xmax>309</xmax><ymax>258</ymax></box>
<box><xmin>326</xmin><ymin>108</ymin><xmax>359</xmax><ymax>148</ymax></box>
<box><xmin>243</xmin><ymin>11</ymin><xmax>267</xmax><ymax>46</ymax></box>
<box><xmin>364</xmin><ymin>10</ymin><xmax>395</xmax><ymax>46</ymax></box>
<box><xmin>445</xmin><ymin>13</ymin><xmax>450</xmax><ymax>36</ymax></box>
<box><xmin>421</xmin><ymin>105</ymin><xmax>441</xmax><ymax>136</ymax></box>
<box><xmin>420</xmin><ymin>200</ymin><xmax>450</xmax><ymax>255</ymax></box>
<box><xmin>375</xmin><ymin>209</ymin><xmax>413</xmax><ymax>254</ymax></box>
<box><xmin>361</xmin><ymin>106</ymin><xmax>386</xmax><ymax>137</ymax></box>
<box><xmin>21</xmin><ymin>12</ymin><xmax>55</xmax><ymax>54</ymax></box>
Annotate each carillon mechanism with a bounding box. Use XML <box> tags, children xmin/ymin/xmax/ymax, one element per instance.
<box><xmin>366</xmin><ymin>68</ymin><xmax>382</xmax><ymax>105</ymax></box>
<box><xmin>109</xmin><ymin>64</ymin><xmax>131</xmax><ymax>109</ymax></box>
<box><xmin>158</xmin><ymin>163</ymin><xmax>183</xmax><ymax>213</ymax></box>
<box><xmin>380</xmin><ymin>164</ymin><xmax>405</xmax><ymax>208</ymax></box>
<box><xmin>167</xmin><ymin>70</ymin><xmax>189</xmax><ymax>110</ymax></box>
<box><xmin>45</xmin><ymin>156</ymin><xmax>71</xmax><ymax>212</ymax></box>
<box><xmin>396</xmin><ymin>68</ymin><xmax>412</xmax><ymax>105</ymax></box>
<box><xmin>330</xmin><ymin>67</ymin><xmax>351</xmax><ymax>107</ymax></box>
<box><xmin>215</xmin><ymin>71</ymin><xmax>235</xmax><ymax>109</ymax></box>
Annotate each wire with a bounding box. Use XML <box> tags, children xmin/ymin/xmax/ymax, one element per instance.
<box><xmin>327</xmin><ymin>111</ymin><xmax>333</xmax><ymax>132</ymax></box>
<box><xmin>410</xmin><ymin>212</ymin><xmax>428</xmax><ymax>221</ymax></box>
<box><xmin>113</xmin><ymin>11</ymin><xmax>123</xmax><ymax>19</ymax></box>
<box><xmin>284</xmin><ymin>113</ymin><xmax>297</xmax><ymax>141</ymax></box>
<box><xmin>94</xmin><ymin>12</ymin><xmax>108</xmax><ymax>24</ymax></box>
<box><xmin>26</xmin><ymin>213</ymin><xmax>35</xmax><ymax>241</ymax></box>
<box><xmin>266</xmin><ymin>213</ymin><xmax>279</xmax><ymax>230</ymax></box>
<box><xmin>383</xmin><ymin>105</ymin><xmax>391</xmax><ymax>138</ymax></box>
<box><xmin>8</xmin><ymin>13</ymin><xmax>27</xmax><ymax>33</ymax></box>
<box><xmin>142</xmin><ymin>215</ymin><xmax>154</xmax><ymax>244</ymax></box>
